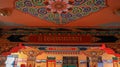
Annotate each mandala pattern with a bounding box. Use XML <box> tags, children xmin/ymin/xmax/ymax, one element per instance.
<box><xmin>15</xmin><ymin>0</ymin><xmax>107</xmax><ymax>24</ymax></box>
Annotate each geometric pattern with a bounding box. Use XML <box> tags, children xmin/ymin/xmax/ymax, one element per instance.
<box><xmin>15</xmin><ymin>0</ymin><xmax>107</xmax><ymax>24</ymax></box>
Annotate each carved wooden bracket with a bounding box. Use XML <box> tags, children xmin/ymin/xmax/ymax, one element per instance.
<box><xmin>84</xmin><ymin>48</ymin><xmax>104</xmax><ymax>57</ymax></box>
<box><xmin>84</xmin><ymin>48</ymin><xmax>104</xmax><ymax>67</ymax></box>
<box><xmin>20</xmin><ymin>47</ymin><xmax>43</xmax><ymax>67</ymax></box>
<box><xmin>20</xmin><ymin>47</ymin><xmax>42</xmax><ymax>56</ymax></box>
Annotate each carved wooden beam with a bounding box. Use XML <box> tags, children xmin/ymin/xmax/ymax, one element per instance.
<box><xmin>0</xmin><ymin>27</ymin><xmax>119</xmax><ymax>43</ymax></box>
<box><xmin>0</xmin><ymin>43</ymin><xmax>120</xmax><ymax>55</ymax></box>
<box><xmin>0</xmin><ymin>27</ymin><xmax>120</xmax><ymax>55</ymax></box>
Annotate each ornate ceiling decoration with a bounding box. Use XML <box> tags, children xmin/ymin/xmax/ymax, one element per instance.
<box><xmin>15</xmin><ymin>0</ymin><xmax>107</xmax><ymax>24</ymax></box>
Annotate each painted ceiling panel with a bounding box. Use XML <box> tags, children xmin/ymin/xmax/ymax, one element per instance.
<box><xmin>15</xmin><ymin>0</ymin><xmax>107</xmax><ymax>24</ymax></box>
<box><xmin>0</xmin><ymin>0</ymin><xmax>120</xmax><ymax>26</ymax></box>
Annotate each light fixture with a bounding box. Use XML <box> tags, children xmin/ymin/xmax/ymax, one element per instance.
<box><xmin>0</xmin><ymin>8</ymin><xmax>13</xmax><ymax>16</ymax></box>
<box><xmin>113</xmin><ymin>8</ymin><xmax>120</xmax><ymax>16</ymax></box>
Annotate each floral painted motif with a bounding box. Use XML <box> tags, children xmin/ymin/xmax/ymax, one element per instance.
<box><xmin>15</xmin><ymin>0</ymin><xmax>107</xmax><ymax>24</ymax></box>
<box><xmin>45</xmin><ymin>0</ymin><xmax>72</xmax><ymax>14</ymax></box>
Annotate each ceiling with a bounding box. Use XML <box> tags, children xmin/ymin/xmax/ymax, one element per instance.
<box><xmin>0</xmin><ymin>0</ymin><xmax>120</xmax><ymax>26</ymax></box>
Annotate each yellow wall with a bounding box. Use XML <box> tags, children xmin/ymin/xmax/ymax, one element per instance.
<box><xmin>17</xmin><ymin>52</ymin><xmax>27</xmax><ymax>66</ymax></box>
<box><xmin>102</xmin><ymin>53</ymin><xmax>115</xmax><ymax>67</ymax></box>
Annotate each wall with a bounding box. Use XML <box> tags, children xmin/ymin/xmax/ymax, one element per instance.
<box><xmin>15</xmin><ymin>52</ymin><xmax>117</xmax><ymax>67</ymax></box>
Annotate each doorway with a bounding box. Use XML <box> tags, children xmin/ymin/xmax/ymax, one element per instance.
<box><xmin>63</xmin><ymin>56</ymin><xmax>78</xmax><ymax>67</ymax></box>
